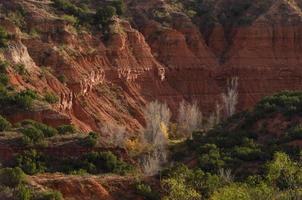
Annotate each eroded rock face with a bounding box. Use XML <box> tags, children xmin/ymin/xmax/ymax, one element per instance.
<box><xmin>2</xmin><ymin>0</ymin><xmax>302</xmax><ymax>133</ymax></box>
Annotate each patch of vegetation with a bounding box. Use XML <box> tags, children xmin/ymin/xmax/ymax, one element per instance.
<box><xmin>53</xmin><ymin>0</ymin><xmax>93</xmax><ymax>24</ymax></box>
<box><xmin>57</xmin><ymin>74</ymin><xmax>67</xmax><ymax>84</ymax></box>
<box><xmin>13</xmin><ymin>63</ymin><xmax>27</xmax><ymax>75</ymax></box>
<box><xmin>14</xmin><ymin>149</ymin><xmax>133</xmax><ymax>176</ymax></box>
<box><xmin>52</xmin><ymin>0</ymin><xmax>126</xmax><ymax>40</ymax></box>
<box><xmin>94</xmin><ymin>6</ymin><xmax>116</xmax><ymax>28</ymax></box>
<box><xmin>135</xmin><ymin>183</ymin><xmax>160</xmax><ymax>200</ymax></box>
<box><xmin>57</xmin><ymin>124</ymin><xmax>76</xmax><ymax>135</ymax></box>
<box><xmin>0</xmin><ymin>167</ymin><xmax>63</xmax><ymax>200</ymax></box>
<box><xmin>16</xmin><ymin>149</ymin><xmax>46</xmax><ymax>175</ymax></box>
<box><xmin>0</xmin><ymin>115</ymin><xmax>11</xmax><ymax>131</ymax></box>
<box><xmin>20</xmin><ymin>120</ymin><xmax>59</xmax><ymax>146</ymax></box>
<box><xmin>0</xmin><ymin>89</ymin><xmax>39</xmax><ymax>112</ymax></box>
<box><xmin>80</xmin><ymin>131</ymin><xmax>98</xmax><ymax>147</ymax></box>
<box><xmin>165</xmin><ymin>91</ymin><xmax>302</xmax><ymax>199</ymax></box>
<box><xmin>161</xmin><ymin>154</ymin><xmax>302</xmax><ymax>200</ymax></box>
<box><xmin>0</xmin><ymin>167</ymin><xmax>26</xmax><ymax>188</ymax></box>
<box><xmin>35</xmin><ymin>191</ymin><xmax>63</xmax><ymax>200</ymax></box>
<box><xmin>0</xmin><ymin>26</ymin><xmax>9</xmax><ymax>48</ymax></box>
<box><xmin>0</xmin><ymin>60</ymin><xmax>9</xmax><ymax>89</ymax></box>
<box><xmin>44</xmin><ymin>92</ymin><xmax>59</xmax><ymax>104</ymax></box>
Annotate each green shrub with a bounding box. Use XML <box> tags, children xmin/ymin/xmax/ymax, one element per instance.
<box><xmin>111</xmin><ymin>0</ymin><xmax>126</xmax><ymax>16</ymax></box>
<box><xmin>0</xmin><ymin>73</ymin><xmax>9</xmax><ymax>86</ymax></box>
<box><xmin>0</xmin><ymin>167</ymin><xmax>26</xmax><ymax>187</ymax></box>
<box><xmin>57</xmin><ymin>124</ymin><xmax>76</xmax><ymax>135</ymax></box>
<box><xmin>94</xmin><ymin>6</ymin><xmax>116</xmax><ymax>27</ymax></box>
<box><xmin>14</xmin><ymin>89</ymin><xmax>38</xmax><ymax>110</ymax></box>
<box><xmin>17</xmin><ymin>185</ymin><xmax>32</xmax><ymax>200</ymax></box>
<box><xmin>21</xmin><ymin>119</ymin><xmax>58</xmax><ymax>137</ymax></box>
<box><xmin>266</xmin><ymin>152</ymin><xmax>302</xmax><ymax>190</ymax></box>
<box><xmin>52</xmin><ymin>0</ymin><xmax>92</xmax><ymax>25</ymax></box>
<box><xmin>83</xmin><ymin>151</ymin><xmax>133</xmax><ymax>175</ymax></box>
<box><xmin>44</xmin><ymin>92</ymin><xmax>59</xmax><ymax>104</ymax></box>
<box><xmin>35</xmin><ymin>190</ymin><xmax>63</xmax><ymax>200</ymax></box>
<box><xmin>21</xmin><ymin>125</ymin><xmax>45</xmax><ymax>145</ymax></box>
<box><xmin>0</xmin><ymin>60</ymin><xmax>9</xmax><ymax>73</ymax></box>
<box><xmin>0</xmin><ymin>115</ymin><xmax>11</xmax><ymax>131</ymax></box>
<box><xmin>61</xmin><ymin>14</ymin><xmax>78</xmax><ymax>25</ymax></box>
<box><xmin>16</xmin><ymin>150</ymin><xmax>46</xmax><ymax>175</ymax></box>
<box><xmin>80</xmin><ymin>131</ymin><xmax>98</xmax><ymax>147</ymax></box>
<box><xmin>0</xmin><ymin>89</ymin><xmax>38</xmax><ymax>111</ymax></box>
<box><xmin>198</xmin><ymin>144</ymin><xmax>225</xmax><ymax>172</ymax></box>
<box><xmin>57</xmin><ymin>74</ymin><xmax>67</xmax><ymax>84</ymax></box>
<box><xmin>14</xmin><ymin>63</ymin><xmax>26</xmax><ymax>75</ymax></box>
<box><xmin>0</xmin><ymin>26</ymin><xmax>9</xmax><ymax>48</ymax></box>
<box><xmin>136</xmin><ymin>183</ymin><xmax>160</xmax><ymax>200</ymax></box>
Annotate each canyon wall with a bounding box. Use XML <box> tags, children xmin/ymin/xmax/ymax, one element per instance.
<box><xmin>1</xmin><ymin>0</ymin><xmax>302</xmax><ymax>133</ymax></box>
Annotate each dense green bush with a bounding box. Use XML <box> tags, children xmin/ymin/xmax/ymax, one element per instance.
<box><xmin>52</xmin><ymin>0</ymin><xmax>93</xmax><ymax>25</ymax></box>
<box><xmin>35</xmin><ymin>190</ymin><xmax>63</xmax><ymax>200</ymax></box>
<box><xmin>16</xmin><ymin>150</ymin><xmax>46</xmax><ymax>175</ymax></box>
<box><xmin>17</xmin><ymin>185</ymin><xmax>32</xmax><ymax>200</ymax></box>
<box><xmin>254</xmin><ymin>91</ymin><xmax>302</xmax><ymax>117</ymax></box>
<box><xmin>57</xmin><ymin>74</ymin><xmax>67</xmax><ymax>84</ymax></box>
<box><xmin>21</xmin><ymin>119</ymin><xmax>58</xmax><ymax>137</ymax></box>
<box><xmin>83</xmin><ymin>151</ymin><xmax>133</xmax><ymax>175</ymax></box>
<box><xmin>0</xmin><ymin>26</ymin><xmax>9</xmax><ymax>48</ymax></box>
<box><xmin>44</xmin><ymin>92</ymin><xmax>59</xmax><ymax>104</ymax></box>
<box><xmin>0</xmin><ymin>73</ymin><xmax>8</xmax><ymax>86</ymax></box>
<box><xmin>14</xmin><ymin>90</ymin><xmax>38</xmax><ymax>109</ymax></box>
<box><xmin>135</xmin><ymin>183</ymin><xmax>160</xmax><ymax>200</ymax></box>
<box><xmin>111</xmin><ymin>0</ymin><xmax>126</xmax><ymax>16</ymax></box>
<box><xmin>0</xmin><ymin>115</ymin><xmax>11</xmax><ymax>131</ymax></box>
<box><xmin>57</xmin><ymin>124</ymin><xmax>76</xmax><ymax>135</ymax></box>
<box><xmin>80</xmin><ymin>131</ymin><xmax>98</xmax><ymax>147</ymax></box>
<box><xmin>94</xmin><ymin>6</ymin><xmax>116</xmax><ymax>27</ymax></box>
<box><xmin>0</xmin><ymin>167</ymin><xmax>26</xmax><ymax>187</ymax></box>
<box><xmin>0</xmin><ymin>60</ymin><xmax>9</xmax><ymax>88</ymax></box>
<box><xmin>0</xmin><ymin>60</ymin><xmax>8</xmax><ymax>73</ymax></box>
<box><xmin>21</xmin><ymin>125</ymin><xmax>45</xmax><ymax>145</ymax></box>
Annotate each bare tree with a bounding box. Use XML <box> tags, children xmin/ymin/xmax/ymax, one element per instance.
<box><xmin>219</xmin><ymin>168</ymin><xmax>234</xmax><ymax>183</ymax></box>
<box><xmin>143</xmin><ymin>100</ymin><xmax>171</xmax><ymax>148</ymax></box>
<box><xmin>222</xmin><ymin>77</ymin><xmax>239</xmax><ymax>118</ymax></box>
<box><xmin>141</xmin><ymin>100</ymin><xmax>171</xmax><ymax>175</ymax></box>
<box><xmin>101</xmin><ymin>123</ymin><xmax>126</xmax><ymax>148</ymax></box>
<box><xmin>177</xmin><ymin>100</ymin><xmax>202</xmax><ymax>139</ymax></box>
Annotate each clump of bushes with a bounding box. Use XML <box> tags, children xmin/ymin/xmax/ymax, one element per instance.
<box><xmin>0</xmin><ymin>167</ymin><xmax>63</xmax><ymax>200</ymax></box>
<box><xmin>0</xmin><ymin>60</ymin><xmax>9</xmax><ymax>88</ymax></box>
<box><xmin>57</xmin><ymin>74</ymin><xmax>67</xmax><ymax>84</ymax></box>
<box><xmin>80</xmin><ymin>131</ymin><xmax>98</xmax><ymax>147</ymax></box>
<box><xmin>14</xmin><ymin>90</ymin><xmax>38</xmax><ymax>110</ymax></box>
<box><xmin>0</xmin><ymin>26</ymin><xmax>9</xmax><ymax>48</ymax></box>
<box><xmin>35</xmin><ymin>190</ymin><xmax>63</xmax><ymax>200</ymax></box>
<box><xmin>14</xmin><ymin>149</ymin><xmax>133</xmax><ymax>176</ymax></box>
<box><xmin>135</xmin><ymin>183</ymin><xmax>160</xmax><ymax>200</ymax></box>
<box><xmin>20</xmin><ymin>120</ymin><xmax>58</xmax><ymax>146</ymax></box>
<box><xmin>15</xmin><ymin>149</ymin><xmax>46</xmax><ymax>175</ymax></box>
<box><xmin>52</xmin><ymin>0</ymin><xmax>93</xmax><ymax>26</ymax></box>
<box><xmin>82</xmin><ymin>151</ymin><xmax>133</xmax><ymax>175</ymax></box>
<box><xmin>57</xmin><ymin>124</ymin><xmax>76</xmax><ymax>135</ymax></box>
<box><xmin>254</xmin><ymin>91</ymin><xmax>302</xmax><ymax>117</ymax></box>
<box><xmin>0</xmin><ymin>167</ymin><xmax>26</xmax><ymax>187</ymax></box>
<box><xmin>0</xmin><ymin>115</ymin><xmax>11</xmax><ymax>131</ymax></box>
<box><xmin>13</xmin><ymin>63</ymin><xmax>27</xmax><ymax>75</ymax></box>
<box><xmin>44</xmin><ymin>92</ymin><xmax>59</xmax><ymax>104</ymax></box>
<box><xmin>94</xmin><ymin>6</ymin><xmax>116</xmax><ymax>28</ymax></box>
